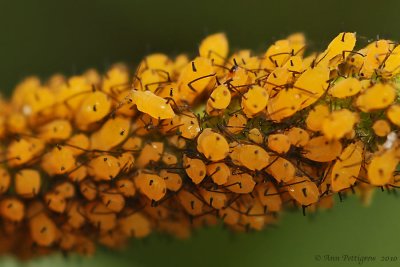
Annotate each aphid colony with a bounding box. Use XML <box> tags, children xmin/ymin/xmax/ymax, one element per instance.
<box><xmin>0</xmin><ymin>32</ymin><xmax>400</xmax><ymax>259</ymax></box>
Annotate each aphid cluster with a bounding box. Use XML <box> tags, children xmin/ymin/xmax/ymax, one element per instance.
<box><xmin>0</xmin><ymin>32</ymin><xmax>399</xmax><ymax>259</ymax></box>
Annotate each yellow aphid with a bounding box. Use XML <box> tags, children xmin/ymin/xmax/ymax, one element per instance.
<box><xmin>241</xmin><ymin>86</ymin><xmax>269</xmax><ymax>114</ymax></box>
<box><xmin>0</xmin><ymin>198</ymin><xmax>24</xmax><ymax>222</ymax></box>
<box><xmin>38</xmin><ymin>119</ymin><xmax>72</xmax><ymax>142</ymax></box>
<box><xmin>29</xmin><ymin>213</ymin><xmax>59</xmax><ymax>247</ymax></box>
<box><xmin>368</xmin><ymin>148</ymin><xmax>399</xmax><ymax>186</ymax></box>
<box><xmin>6</xmin><ymin>137</ymin><xmax>45</xmax><ymax>167</ymax></box>
<box><xmin>88</xmin><ymin>155</ymin><xmax>120</xmax><ymax>181</ymax></box>
<box><xmin>183</xmin><ymin>156</ymin><xmax>206</xmax><ymax>184</ymax></box>
<box><xmin>14</xmin><ymin>169</ymin><xmax>42</xmax><ymax>198</ymax></box>
<box><xmin>161</xmin><ymin>152</ymin><xmax>178</xmax><ymax>165</ymax></box>
<box><xmin>230</xmin><ymin>144</ymin><xmax>270</xmax><ymax>171</ymax></box>
<box><xmin>224</xmin><ymin>173</ymin><xmax>256</xmax><ymax>194</ymax></box>
<box><xmin>387</xmin><ymin>104</ymin><xmax>400</xmax><ymax>126</ymax></box>
<box><xmin>136</xmin><ymin>142</ymin><xmax>164</xmax><ymax>168</ymax></box>
<box><xmin>138</xmin><ymin>53</ymin><xmax>173</xmax><ymax>74</ymax></box>
<box><xmin>380</xmin><ymin>44</ymin><xmax>400</xmax><ymax>77</ymax></box>
<box><xmin>178</xmin><ymin>111</ymin><xmax>201</xmax><ymax>139</ymax></box>
<box><xmin>0</xmin><ymin>167</ymin><xmax>11</xmax><ymax>194</ymax></box>
<box><xmin>75</xmin><ymin>91</ymin><xmax>111</xmax><ymax>129</ymax></box>
<box><xmin>208</xmin><ymin>84</ymin><xmax>231</xmax><ymax>109</ymax></box>
<box><xmin>197</xmin><ymin>129</ymin><xmax>229</xmax><ymax>161</ymax></box>
<box><xmin>360</xmin><ymin>40</ymin><xmax>391</xmax><ymax>78</ymax></box>
<box><xmin>265</xmin><ymin>67</ymin><xmax>291</xmax><ymax>96</ymax></box>
<box><xmin>303</xmin><ymin>136</ymin><xmax>343</xmax><ymax>162</ymax></box>
<box><xmin>102</xmin><ymin>65</ymin><xmax>130</xmax><ymax>94</ymax></box>
<box><xmin>317</xmin><ymin>32</ymin><xmax>356</xmax><ymax>67</ymax></box>
<box><xmin>41</xmin><ymin>146</ymin><xmax>75</xmax><ymax>176</ymax></box>
<box><xmin>177</xmin><ymin>57</ymin><xmax>215</xmax><ymax>103</ymax></box>
<box><xmin>330</xmin><ymin>142</ymin><xmax>363</xmax><ymax>192</ymax></box>
<box><xmin>286</xmin><ymin>176</ymin><xmax>319</xmax><ymax>206</ymax></box>
<box><xmin>6</xmin><ymin>113</ymin><xmax>27</xmax><ymax>134</ymax></box>
<box><xmin>286</xmin><ymin>127</ymin><xmax>310</xmax><ymax>147</ymax></box>
<box><xmin>66</xmin><ymin>133</ymin><xmax>90</xmax><ymax>156</ymax></box>
<box><xmin>356</xmin><ymin>83</ymin><xmax>396</xmax><ymax>112</ymax></box>
<box><xmin>306</xmin><ymin>104</ymin><xmax>330</xmax><ymax>132</ymax></box>
<box><xmin>372</xmin><ymin>120</ymin><xmax>391</xmax><ymax>137</ymax></box>
<box><xmin>159</xmin><ymin>170</ymin><xmax>182</xmax><ymax>192</ymax></box>
<box><xmin>322</xmin><ymin>109</ymin><xmax>357</xmax><ymax>140</ymax></box>
<box><xmin>226</xmin><ymin>114</ymin><xmax>247</xmax><ymax>134</ymax></box>
<box><xmin>135</xmin><ymin>172</ymin><xmax>166</xmax><ymax>201</ymax></box>
<box><xmin>248</xmin><ymin>128</ymin><xmax>263</xmax><ymax>144</ymax></box>
<box><xmin>267</xmin><ymin>134</ymin><xmax>291</xmax><ymax>154</ymax></box>
<box><xmin>90</xmin><ymin>116</ymin><xmax>130</xmax><ymax>151</ymax></box>
<box><xmin>199</xmin><ymin>33</ymin><xmax>229</xmax><ymax>66</ymax></box>
<box><xmin>328</xmin><ymin>77</ymin><xmax>361</xmax><ymax>98</ymax></box>
<box><xmin>131</xmin><ymin>90</ymin><xmax>175</xmax><ymax>119</ymax></box>
<box><xmin>206</xmin><ymin>162</ymin><xmax>231</xmax><ymax>185</ymax></box>
<box><xmin>266</xmin><ymin>156</ymin><xmax>296</xmax><ymax>182</ymax></box>
<box><xmin>267</xmin><ymin>89</ymin><xmax>302</xmax><ymax>121</ymax></box>
<box><xmin>119</xmin><ymin>213</ymin><xmax>151</xmax><ymax>238</ymax></box>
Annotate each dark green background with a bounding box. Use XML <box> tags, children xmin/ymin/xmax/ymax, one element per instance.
<box><xmin>1</xmin><ymin>0</ymin><xmax>400</xmax><ymax>266</ymax></box>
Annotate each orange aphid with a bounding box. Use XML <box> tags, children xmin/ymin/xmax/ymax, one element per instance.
<box><xmin>0</xmin><ymin>198</ymin><xmax>24</xmax><ymax>222</ymax></box>
<box><xmin>38</xmin><ymin>119</ymin><xmax>72</xmax><ymax>142</ymax></box>
<box><xmin>84</xmin><ymin>202</ymin><xmax>117</xmax><ymax>232</ymax></box>
<box><xmin>177</xmin><ymin>190</ymin><xmax>205</xmax><ymax>216</ymax></box>
<box><xmin>183</xmin><ymin>156</ymin><xmax>207</xmax><ymax>184</ymax></box>
<box><xmin>119</xmin><ymin>213</ymin><xmax>151</xmax><ymax>238</ymax></box>
<box><xmin>368</xmin><ymin>148</ymin><xmax>399</xmax><ymax>186</ymax></box>
<box><xmin>29</xmin><ymin>213</ymin><xmax>59</xmax><ymax>247</ymax></box>
<box><xmin>266</xmin><ymin>156</ymin><xmax>296</xmax><ymax>182</ymax></box>
<box><xmin>45</xmin><ymin>192</ymin><xmax>67</xmax><ymax>213</ymax></box>
<box><xmin>255</xmin><ymin>182</ymin><xmax>282</xmax><ymax>212</ymax></box>
<box><xmin>75</xmin><ymin>91</ymin><xmax>112</xmax><ymax>129</ymax></box>
<box><xmin>306</xmin><ymin>104</ymin><xmax>330</xmax><ymax>132</ymax></box>
<box><xmin>286</xmin><ymin>176</ymin><xmax>319</xmax><ymax>206</ymax></box>
<box><xmin>90</xmin><ymin>116</ymin><xmax>130</xmax><ymax>151</ymax></box>
<box><xmin>248</xmin><ymin>128</ymin><xmax>263</xmax><ymax>144</ymax></box>
<box><xmin>131</xmin><ymin>90</ymin><xmax>175</xmax><ymax>119</ymax></box>
<box><xmin>208</xmin><ymin>84</ymin><xmax>231</xmax><ymax>109</ymax></box>
<box><xmin>79</xmin><ymin>180</ymin><xmax>97</xmax><ymax>201</ymax></box>
<box><xmin>178</xmin><ymin>111</ymin><xmax>201</xmax><ymax>139</ymax></box>
<box><xmin>100</xmin><ymin>189</ymin><xmax>125</xmax><ymax>213</ymax></box>
<box><xmin>136</xmin><ymin>142</ymin><xmax>164</xmax><ymax>168</ymax></box>
<box><xmin>135</xmin><ymin>172</ymin><xmax>167</xmax><ymax>201</ymax></box>
<box><xmin>224</xmin><ymin>173</ymin><xmax>256</xmax><ymax>194</ymax></box>
<box><xmin>15</xmin><ymin>169</ymin><xmax>41</xmax><ymax>198</ymax></box>
<box><xmin>199</xmin><ymin>33</ymin><xmax>229</xmax><ymax>66</ymax></box>
<box><xmin>206</xmin><ymin>162</ymin><xmax>231</xmax><ymax>185</ymax></box>
<box><xmin>6</xmin><ymin>137</ymin><xmax>45</xmax><ymax>167</ymax></box>
<box><xmin>6</xmin><ymin>113</ymin><xmax>27</xmax><ymax>134</ymax></box>
<box><xmin>321</xmin><ymin>109</ymin><xmax>357</xmax><ymax>140</ymax></box>
<box><xmin>0</xmin><ymin>167</ymin><xmax>11</xmax><ymax>194</ymax></box>
<box><xmin>159</xmin><ymin>170</ymin><xmax>182</xmax><ymax>192</ymax></box>
<box><xmin>356</xmin><ymin>83</ymin><xmax>396</xmax><ymax>112</ymax></box>
<box><xmin>199</xmin><ymin>188</ymin><xmax>227</xmax><ymax>209</ymax></box>
<box><xmin>162</xmin><ymin>152</ymin><xmax>178</xmax><ymax>165</ymax></box>
<box><xmin>372</xmin><ymin>120</ymin><xmax>391</xmax><ymax>137</ymax></box>
<box><xmin>328</xmin><ymin>77</ymin><xmax>361</xmax><ymax>98</ymax></box>
<box><xmin>41</xmin><ymin>145</ymin><xmax>75</xmax><ymax>176</ymax></box>
<box><xmin>226</xmin><ymin>114</ymin><xmax>247</xmax><ymax>134</ymax></box>
<box><xmin>66</xmin><ymin>133</ymin><xmax>90</xmax><ymax>156</ymax></box>
<box><xmin>197</xmin><ymin>128</ymin><xmax>229</xmax><ymax>161</ymax></box>
<box><xmin>387</xmin><ymin>104</ymin><xmax>400</xmax><ymax>126</ymax></box>
<box><xmin>88</xmin><ymin>155</ymin><xmax>120</xmax><ymax>181</ymax></box>
<box><xmin>116</xmin><ymin>178</ymin><xmax>136</xmax><ymax>197</ymax></box>
<box><xmin>54</xmin><ymin>182</ymin><xmax>75</xmax><ymax>199</ymax></box>
<box><xmin>303</xmin><ymin>136</ymin><xmax>343</xmax><ymax>162</ymax></box>
<box><xmin>317</xmin><ymin>32</ymin><xmax>357</xmax><ymax>67</ymax></box>
<box><xmin>286</xmin><ymin>127</ymin><xmax>310</xmax><ymax>147</ymax></box>
<box><xmin>241</xmin><ymin>86</ymin><xmax>269</xmax><ymax>114</ymax></box>
<box><xmin>267</xmin><ymin>134</ymin><xmax>291</xmax><ymax>154</ymax></box>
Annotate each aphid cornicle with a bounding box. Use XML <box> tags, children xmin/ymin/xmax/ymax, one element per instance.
<box><xmin>0</xmin><ymin>31</ymin><xmax>399</xmax><ymax>258</ymax></box>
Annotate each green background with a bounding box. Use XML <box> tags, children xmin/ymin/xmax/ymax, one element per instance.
<box><xmin>1</xmin><ymin>0</ymin><xmax>400</xmax><ymax>266</ymax></box>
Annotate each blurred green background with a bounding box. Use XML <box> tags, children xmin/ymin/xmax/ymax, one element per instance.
<box><xmin>1</xmin><ymin>0</ymin><xmax>400</xmax><ymax>266</ymax></box>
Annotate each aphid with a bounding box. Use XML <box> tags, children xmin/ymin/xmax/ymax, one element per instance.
<box><xmin>330</xmin><ymin>142</ymin><xmax>363</xmax><ymax>192</ymax></box>
<box><xmin>68</xmin><ymin>164</ymin><xmax>88</xmax><ymax>183</ymax></box>
<box><xmin>131</xmin><ymin>90</ymin><xmax>175</xmax><ymax>119</ymax></box>
<box><xmin>224</xmin><ymin>173</ymin><xmax>256</xmax><ymax>194</ymax></box>
<box><xmin>38</xmin><ymin>119</ymin><xmax>72</xmax><ymax>142</ymax></box>
<box><xmin>248</xmin><ymin>128</ymin><xmax>263</xmax><ymax>144</ymax></box>
<box><xmin>360</xmin><ymin>39</ymin><xmax>391</xmax><ymax>78</ymax></box>
<box><xmin>159</xmin><ymin>170</ymin><xmax>182</xmax><ymax>192</ymax></box>
<box><xmin>387</xmin><ymin>104</ymin><xmax>400</xmax><ymax>126</ymax></box>
<box><xmin>328</xmin><ymin>77</ymin><xmax>361</xmax><ymax>98</ymax></box>
<box><xmin>321</xmin><ymin>109</ymin><xmax>357</xmax><ymax>140</ymax></box>
<box><xmin>199</xmin><ymin>33</ymin><xmax>229</xmax><ymax>66</ymax></box>
<box><xmin>226</xmin><ymin>114</ymin><xmax>247</xmax><ymax>134</ymax></box>
<box><xmin>199</xmin><ymin>188</ymin><xmax>227</xmax><ymax>209</ymax></box>
<box><xmin>177</xmin><ymin>190</ymin><xmax>205</xmax><ymax>216</ymax></box>
<box><xmin>45</xmin><ymin>192</ymin><xmax>67</xmax><ymax>213</ymax></box>
<box><xmin>183</xmin><ymin>156</ymin><xmax>207</xmax><ymax>184</ymax></box>
<box><xmin>90</xmin><ymin>116</ymin><xmax>130</xmax><ymax>151</ymax></box>
<box><xmin>197</xmin><ymin>128</ymin><xmax>229</xmax><ymax>161</ymax></box>
<box><xmin>286</xmin><ymin>176</ymin><xmax>319</xmax><ymax>206</ymax></box>
<box><xmin>267</xmin><ymin>89</ymin><xmax>302</xmax><ymax>122</ymax></box>
<box><xmin>134</xmin><ymin>172</ymin><xmax>167</xmax><ymax>201</ymax></box>
<box><xmin>118</xmin><ymin>212</ymin><xmax>151</xmax><ymax>238</ymax></box>
<box><xmin>66</xmin><ymin>133</ymin><xmax>90</xmax><ymax>156</ymax></box>
<box><xmin>208</xmin><ymin>84</ymin><xmax>231</xmax><ymax>110</ymax></box>
<box><xmin>178</xmin><ymin>111</ymin><xmax>201</xmax><ymax>139</ymax></box>
<box><xmin>266</xmin><ymin>156</ymin><xmax>296</xmax><ymax>183</ymax></box>
<box><xmin>267</xmin><ymin>134</ymin><xmax>291</xmax><ymax>154</ymax></box>
<box><xmin>6</xmin><ymin>113</ymin><xmax>27</xmax><ymax>134</ymax></box>
<box><xmin>161</xmin><ymin>152</ymin><xmax>178</xmax><ymax>166</ymax></box>
<box><xmin>177</xmin><ymin>57</ymin><xmax>215</xmax><ymax>104</ymax></box>
<box><xmin>136</xmin><ymin>142</ymin><xmax>164</xmax><ymax>168</ymax></box>
<box><xmin>79</xmin><ymin>180</ymin><xmax>97</xmax><ymax>201</ymax></box>
<box><xmin>372</xmin><ymin>119</ymin><xmax>391</xmax><ymax>137</ymax></box>
<box><xmin>88</xmin><ymin>155</ymin><xmax>120</xmax><ymax>181</ymax></box>
<box><xmin>241</xmin><ymin>86</ymin><xmax>269</xmax><ymax>115</ymax></box>
<box><xmin>0</xmin><ymin>167</ymin><xmax>11</xmax><ymax>194</ymax></box>
<box><xmin>15</xmin><ymin>169</ymin><xmax>41</xmax><ymax>198</ymax></box>
<box><xmin>286</xmin><ymin>127</ymin><xmax>310</xmax><ymax>147</ymax></box>
<box><xmin>356</xmin><ymin>83</ymin><xmax>396</xmax><ymax>112</ymax></box>
<box><xmin>75</xmin><ymin>91</ymin><xmax>112</xmax><ymax>130</ymax></box>
<box><xmin>116</xmin><ymin>178</ymin><xmax>136</xmax><ymax>197</ymax></box>
<box><xmin>6</xmin><ymin>137</ymin><xmax>45</xmax><ymax>167</ymax></box>
<box><xmin>368</xmin><ymin>148</ymin><xmax>399</xmax><ymax>186</ymax></box>
<box><xmin>255</xmin><ymin>182</ymin><xmax>282</xmax><ymax>212</ymax></box>
<box><xmin>380</xmin><ymin>44</ymin><xmax>400</xmax><ymax>77</ymax></box>
<box><xmin>117</xmin><ymin>152</ymin><xmax>135</xmax><ymax>172</ymax></box>
<box><xmin>305</xmin><ymin>104</ymin><xmax>330</xmax><ymax>132</ymax></box>
<box><xmin>54</xmin><ymin>181</ymin><xmax>75</xmax><ymax>199</ymax></box>
<box><xmin>317</xmin><ymin>32</ymin><xmax>357</xmax><ymax>67</ymax></box>
<box><xmin>303</xmin><ymin>136</ymin><xmax>343</xmax><ymax>162</ymax></box>
<box><xmin>41</xmin><ymin>145</ymin><xmax>76</xmax><ymax>176</ymax></box>
<box><xmin>0</xmin><ymin>198</ymin><xmax>24</xmax><ymax>222</ymax></box>
<box><xmin>100</xmin><ymin>189</ymin><xmax>125</xmax><ymax>213</ymax></box>
<box><xmin>29</xmin><ymin>212</ymin><xmax>59</xmax><ymax>247</ymax></box>
<box><xmin>229</xmin><ymin>144</ymin><xmax>270</xmax><ymax>171</ymax></box>
<box><xmin>102</xmin><ymin>65</ymin><xmax>130</xmax><ymax>94</ymax></box>
<box><xmin>84</xmin><ymin>202</ymin><xmax>117</xmax><ymax>232</ymax></box>
<box><xmin>206</xmin><ymin>162</ymin><xmax>231</xmax><ymax>185</ymax></box>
